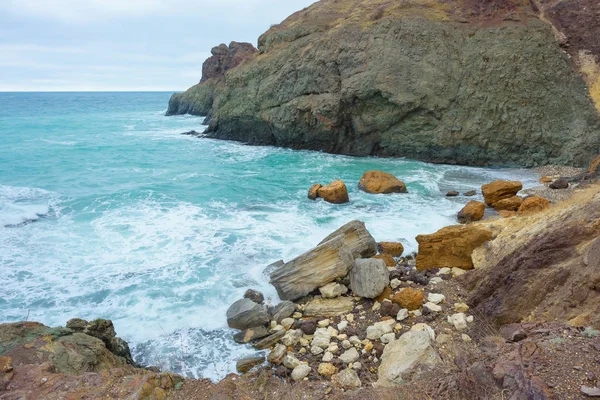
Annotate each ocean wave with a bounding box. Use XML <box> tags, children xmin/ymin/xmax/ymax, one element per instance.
<box><xmin>0</xmin><ymin>185</ymin><xmax>61</xmax><ymax>227</ymax></box>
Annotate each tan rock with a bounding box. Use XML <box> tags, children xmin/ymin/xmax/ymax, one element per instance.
<box><xmin>304</xmin><ymin>297</ymin><xmax>355</xmax><ymax>317</ymax></box>
<box><xmin>377</xmin><ymin>242</ymin><xmax>404</xmax><ymax>257</ymax></box>
<box><xmin>416</xmin><ymin>224</ymin><xmax>493</xmax><ymax>271</ymax></box>
<box><xmin>493</xmin><ymin>196</ymin><xmax>523</xmax><ymax>212</ymax></box>
<box><xmin>358</xmin><ymin>171</ymin><xmax>407</xmax><ymax>194</ymax></box>
<box><xmin>457</xmin><ymin>201</ymin><xmax>485</xmax><ymax>224</ymax></box>
<box><xmin>539</xmin><ymin>176</ymin><xmax>553</xmax><ymax>184</ymax></box>
<box><xmin>308</xmin><ymin>184</ymin><xmax>322</xmax><ymax>200</ymax></box>
<box><xmin>498</xmin><ymin>210</ymin><xmax>517</xmax><ymax>218</ymax></box>
<box><xmin>317</xmin><ymin>180</ymin><xmax>349</xmax><ymax>204</ymax></box>
<box><xmin>0</xmin><ymin>356</ymin><xmax>13</xmax><ymax>373</ymax></box>
<box><xmin>481</xmin><ymin>180</ymin><xmax>523</xmax><ymax>206</ymax></box>
<box><xmin>391</xmin><ymin>288</ymin><xmax>423</xmax><ymax>311</ymax></box>
<box><xmin>372</xmin><ymin>253</ymin><xmax>396</xmax><ymax>267</ymax></box>
<box><xmin>518</xmin><ymin>196</ymin><xmax>550</xmax><ymax>215</ymax></box>
<box><xmin>318</xmin><ymin>220</ymin><xmax>377</xmax><ymax>258</ymax></box>
<box><xmin>317</xmin><ymin>362</ymin><xmax>338</xmax><ymax>377</ymax></box>
<box><xmin>375</xmin><ymin>287</ymin><xmax>392</xmax><ymax>303</ymax></box>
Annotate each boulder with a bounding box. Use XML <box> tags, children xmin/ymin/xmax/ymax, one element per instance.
<box><xmin>317</xmin><ymin>180</ymin><xmax>349</xmax><ymax>204</ymax></box>
<box><xmin>464</xmin><ymin>190</ymin><xmax>477</xmax><ymax>197</ymax></box>
<box><xmin>372</xmin><ymin>254</ymin><xmax>396</xmax><ymax>267</ymax></box>
<box><xmin>549</xmin><ymin>177</ymin><xmax>569</xmax><ymax>190</ymax></box>
<box><xmin>415</xmin><ymin>224</ymin><xmax>494</xmax><ymax>271</ymax></box>
<box><xmin>243</xmin><ymin>289</ymin><xmax>264</xmax><ymax>304</ymax></box>
<box><xmin>446</xmin><ymin>191</ymin><xmax>459</xmax><ymax>197</ymax></box>
<box><xmin>272</xmin><ymin>301</ymin><xmax>296</xmax><ymax>322</ymax></box>
<box><xmin>457</xmin><ymin>201</ymin><xmax>486</xmax><ymax>224</ymax></box>
<box><xmin>308</xmin><ymin>184</ymin><xmax>322</xmax><ymax>200</ymax></box>
<box><xmin>319</xmin><ymin>282</ymin><xmax>348</xmax><ymax>298</ymax></box>
<box><xmin>358</xmin><ymin>171</ymin><xmax>407</xmax><ymax>194</ymax></box>
<box><xmin>377</xmin><ymin>242</ymin><xmax>404</xmax><ymax>257</ymax></box>
<box><xmin>303</xmin><ymin>297</ymin><xmax>355</xmax><ymax>317</ymax></box>
<box><xmin>270</xmin><ymin>235</ymin><xmax>354</xmax><ymax>301</ymax></box>
<box><xmin>349</xmin><ymin>258</ymin><xmax>390</xmax><ymax>299</ymax></box>
<box><xmin>236</xmin><ymin>355</ymin><xmax>264</xmax><ymax>373</ymax></box>
<box><xmin>318</xmin><ymin>220</ymin><xmax>377</xmax><ymax>258</ymax></box>
<box><xmin>332</xmin><ymin>369</ymin><xmax>362</xmax><ymax>389</ymax></box>
<box><xmin>391</xmin><ymin>288</ymin><xmax>424</xmax><ymax>311</ymax></box>
<box><xmin>64</xmin><ymin>318</ymin><xmax>134</xmax><ymax>364</ymax></box>
<box><xmin>233</xmin><ymin>326</ymin><xmax>270</xmax><ymax>344</ymax></box>
<box><xmin>481</xmin><ymin>180</ymin><xmax>523</xmax><ymax>206</ymax></box>
<box><xmin>226</xmin><ymin>299</ymin><xmax>270</xmax><ymax>330</ymax></box>
<box><xmin>376</xmin><ymin>330</ymin><xmax>441</xmax><ymax>387</ymax></box>
<box><xmin>518</xmin><ymin>196</ymin><xmax>550</xmax><ymax>215</ymax></box>
<box><xmin>492</xmin><ymin>196</ymin><xmax>523</xmax><ymax>212</ymax></box>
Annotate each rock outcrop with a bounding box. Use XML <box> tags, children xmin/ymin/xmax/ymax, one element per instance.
<box><xmin>416</xmin><ymin>225</ymin><xmax>494</xmax><ymax>271</ymax></box>
<box><xmin>167</xmin><ymin>0</ymin><xmax>600</xmax><ymax>167</ymax></box>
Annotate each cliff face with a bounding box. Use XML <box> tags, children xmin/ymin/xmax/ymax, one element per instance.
<box><xmin>168</xmin><ymin>0</ymin><xmax>600</xmax><ymax>167</ymax></box>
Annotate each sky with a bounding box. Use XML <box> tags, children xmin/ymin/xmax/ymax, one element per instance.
<box><xmin>0</xmin><ymin>0</ymin><xmax>317</xmax><ymax>92</ymax></box>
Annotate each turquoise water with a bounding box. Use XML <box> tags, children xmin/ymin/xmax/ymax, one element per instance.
<box><xmin>0</xmin><ymin>92</ymin><xmax>537</xmax><ymax>379</ymax></box>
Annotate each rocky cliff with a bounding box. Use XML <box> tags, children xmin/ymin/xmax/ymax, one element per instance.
<box><xmin>167</xmin><ymin>0</ymin><xmax>600</xmax><ymax>167</ymax></box>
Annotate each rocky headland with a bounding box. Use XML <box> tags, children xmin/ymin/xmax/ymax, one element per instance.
<box><xmin>167</xmin><ymin>0</ymin><xmax>600</xmax><ymax>167</ymax></box>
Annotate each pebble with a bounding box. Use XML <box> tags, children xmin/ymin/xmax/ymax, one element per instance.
<box><xmin>337</xmin><ymin>333</ymin><xmax>347</xmax><ymax>341</ymax></box>
<box><xmin>318</xmin><ymin>363</ymin><xmax>338</xmax><ymax>377</ymax></box>
<box><xmin>436</xmin><ymin>333</ymin><xmax>451</xmax><ymax>344</ymax></box>
<box><xmin>337</xmin><ymin>320</ymin><xmax>348</xmax><ymax>332</ymax></box>
<box><xmin>292</xmin><ymin>312</ymin><xmax>303</xmax><ymax>319</ymax></box>
<box><xmin>438</xmin><ymin>268</ymin><xmax>451</xmax><ymax>275</ymax></box>
<box><xmin>424</xmin><ymin>302</ymin><xmax>442</xmax><ymax>312</ymax></box>
<box><xmin>390</xmin><ymin>278</ymin><xmax>402</xmax><ymax>289</ymax></box>
<box><xmin>427</xmin><ymin>293</ymin><xmax>446</xmax><ymax>304</ymax></box>
<box><xmin>462</xmin><ymin>334</ymin><xmax>472</xmax><ymax>343</ymax></box>
<box><xmin>467</xmin><ymin>315</ymin><xmax>474</xmax><ymax>323</ymax></box>
<box><xmin>448</xmin><ymin>313</ymin><xmax>468</xmax><ymax>331</ymax></box>
<box><xmin>342</xmin><ymin>340</ymin><xmax>352</xmax><ymax>349</ymax></box>
<box><xmin>281</xmin><ymin>318</ymin><xmax>295</xmax><ymax>330</ymax></box>
<box><xmin>429</xmin><ymin>277</ymin><xmax>443</xmax><ymax>284</ymax></box>
<box><xmin>349</xmin><ymin>336</ymin><xmax>361</xmax><ymax>347</ymax></box>
<box><xmin>318</xmin><ymin>319</ymin><xmax>331</xmax><ymax>328</ymax></box>
<box><xmin>366</xmin><ymin>320</ymin><xmax>394</xmax><ymax>340</ymax></box>
<box><xmin>291</xmin><ymin>364</ymin><xmax>311</xmax><ymax>381</ymax></box>
<box><xmin>322</xmin><ymin>351</ymin><xmax>334</xmax><ymax>362</ymax></box>
<box><xmin>327</xmin><ymin>327</ymin><xmax>339</xmax><ymax>337</ymax></box>
<box><xmin>339</xmin><ymin>347</ymin><xmax>360</xmax><ymax>364</ymax></box>
<box><xmin>396</xmin><ymin>308</ymin><xmax>409</xmax><ymax>321</ymax></box>
<box><xmin>411</xmin><ymin>323</ymin><xmax>436</xmax><ymax>340</ymax></box>
<box><xmin>454</xmin><ymin>303</ymin><xmax>470</xmax><ymax>313</ymax></box>
<box><xmin>299</xmin><ymin>338</ymin><xmax>310</xmax><ymax>347</ymax></box>
<box><xmin>363</xmin><ymin>340</ymin><xmax>374</xmax><ymax>352</ymax></box>
<box><xmin>311</xmin><ymin>346</ymin><xmax>324</xmax><ymax>355</ymax></box>
<box><xmin>452</xmin><ymin>268</ymin><xmax>467</xmax><ymax>277</ymax></box>
<box><xmin>381</xmin><ymin>332</ymin><xmax>396</xmax><ymax>344</ymax></box>
<box><xmin>271</xmin><ymin>325</ymin><xmax>284</xmax><ymax>332</ymax></box>
<box><xmin>299</xmin><ymin>347</ymin><xmax>307</xmax><ymax>355</ymax></box>
<box><xmin>328</xmin><ymin>343</ymin><xmax>340</xmax><ymax>353</ymax></box>
<box><xmin>346</xmin><ymin>314</ymin><xmax>355</xmax><ymax>323</ymax></box>
<box><xmin>283</xmin><ymin>354</ymin><xmax>301</xmax><ymax>369</ymax></box>
<box><xmin>353</xmin><ymin>362</ymin><xmax>362</xmax><ymax>370</ymax></box>
<box><xmin>372</xmin><ymin>302</ymin><xmax>381</xmax><ymax>312</ymax></box>
<box><xmin>281</xmin><ymin>329</ymin><xmax>303</xmax><ymax>346</ymax></box>
<box><xmin>394</xmin><ymin>323</ymin><xmax>403</xmax><ymax>331</ymax></box>
<box><xmin>411</xmin><ymin>310</ymin><xmax>422</xmax><ymax>317</ymax></box>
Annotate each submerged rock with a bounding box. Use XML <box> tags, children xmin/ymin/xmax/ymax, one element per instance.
<box><xmin>358</xmin><ymin>171</ymin><xmax>407</xmax><ymax>194</ymax></box>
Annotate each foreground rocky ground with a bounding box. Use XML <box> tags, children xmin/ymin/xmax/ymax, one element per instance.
<box><xmin>3</xmin><ymin>162</ymin><xmax>599</xmax><ymax>399</ymax></box>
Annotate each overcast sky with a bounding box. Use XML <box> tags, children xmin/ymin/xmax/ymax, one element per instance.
<box><xmin>0</xmin><ymin>0</ymin><xmax>316</xmax><ymax>91</ymax></box>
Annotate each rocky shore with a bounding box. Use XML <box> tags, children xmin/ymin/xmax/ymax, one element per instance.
<box><xmin>4</xmin><ymin>164</ymin><xmax>598</xmax><ymax>399</ymax></box>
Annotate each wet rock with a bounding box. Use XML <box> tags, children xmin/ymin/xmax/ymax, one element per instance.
<box><xmin>464</xmin><ymin>190</ymin><xmax>477</xmax><ymax>197</ymax></box>
<box><xmin>291</xmin><ymin>364</ymin><xmax>311</xmax><ymax>381</ymax></box>
<box><xmin>253</xmin><ymin>330</ymin><xmax>286</xmax><ymax>350</ymax></box>
<box><xmin>318</xmin><ymin>220</ymin><xmax>377</xmax><ymax>258</ymax></box>
<box><xmin>377</xmin><ymin>242</ymin><xmax>404</xmax><ymax>257</ymax></box>
<box><xmin>481</xmin><ymin>180</ymin><xmax>523</xmax><ymax>206</ymax></box>
<box><xmin>416</xmin><ymin>224</ymin><xmax>493</xmax><ymax>271</ymax></box>
<box><xmin>304</xmin><ymin>297</ymin><xmax>355</xmax><ymax>317</ymax></box>
<box><xmin>236</xmin><ymin>355</ymin><xmax>265</xmax><ymax>373</ymax></box>
<box><xmin>319</xmin><ymin>282</ymin><xmax>348</xmax><ymax>298</ymax></box>
<box><xmin>358</xmin><ymin>171</ymin><xmax>407</xmax><ymax>194</ymax></box>
<box><xmin>376</xmin><ymin>330</ymin><xmax>441</xmax><ymax>387</ymax></box>
<box><xmin>550</xmin><ymin>177</ymin><xmax>569</xmax><ymax>189</ymax></box>
<box><xmin>317</xmin><ymin>180</ymin><xmax>349</xmax><ymax>204</ymax></box>
<box><xmin>391</xmin><ymin>288</ymin><xmax>424</xmax><ymax>311</ymax></box>
<box><xmin>270</xmin><ymin>235</ymin><xmax>354</xmax><ymax>301</ymax></box>
<box><xmin>350</xmin><ymin>258</ymin><xmax>389</xmax><ymax>299</ymax></box>
<box><xmin>272</xmin><ymin>301</ymin><xmax>296</xmax><ymax>323</ymax></box>
<box><xmin>233</xmin><ymin>326</ymin><xmax>270</xmax><ymax>344</ymax></box>
<box><xmin>446</xmin><ymin>190</ymin><xmax>459</xmax><ymax>197</ymax></box>
<box><xmin>332</xmin><ymin>368</ymin><xmax>362</xmax><ymax>388</ymax></box>
<box><xmin>457</xmin><ymin>200</ymin><xmax>486</xmax><ymax>224</ymax></box>
<box><xmin>244</xmin><ymin>289</ymin><xmax>265</xmax><ymax>304</ymax></box>
<box><xmin>493</xmin><ymin>196</ymin><xmax>523</xmax><ymax>212</ymax></box>
<box><xmin>226</xmin><ymin>299</ymin><xmax>271</xmax><ymax>330</ymax></box>
<box><xmin>518</xmin><ymin>196</ymin><xmax>550</xmax><ymax>215</ymax></box>
<box><xmin>308</xmin><ymin>184</ymin><xmax>322</xmax><ymax>200</ymax></box>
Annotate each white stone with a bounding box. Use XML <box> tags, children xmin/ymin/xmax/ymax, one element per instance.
<box><xmin>410</xmin><ymin>310</ymin><xmax>422</xmax><ymax>317</ymax></box>
<box><xmin>410</xmin><ymin>323</ymin><xmax>435</xmax><ymax>340</ymax></box>
<box><xmin>467</xmin><ymin>315</ymin><xmax>474</xmax><ymax>323</ymax></box>
<box><xmin>337</xmin><ymin>320</ymin><xmax>348</xmax><ymax>332</ymax></box>
<box><xmin>390</xmin><ymin>278</ymin><xmax>402</xmax><ymax>289</ymax></box>
<box><xmin>271</xmin><ymin>324</ymin><xmax>284</xmax><ymax>332</ymax></box>
<box><xmin>299</xmin><ymin>338</ymin><xmax>310</xmax><ymax>347</ymax></box>
<box><xmin>281</xmin><ymin>329</ymin><xmax>303</xmax><ymax>347</ymax></box>
<box><xmin>322</xmin><ymin>351</ymin><xmax>334</xmax><ymax>362</ymax></box>
<box><xmin>283</xmin><ymin>354</ymin><xmax>301</xmax><ymax>369</ymax></box>
<box><xmin>281</xmin><ymin>318</ymin><xmax>295</xmax><ymax>330</ymax></box>
<box><xmin>341</xmin><ymin>340</ymin><xmax>352</xmax><ymax>349</ymax></box>
<box><xmin>424</xmin><ymin>302</ymin><xmax>442</xmax><ymax>313</ymax></box>
<box><xmin>452</xmin><ymin>267</ymin><xmax>467</xmax><ymax>277</ymax></box>
<box><xmin>349</xmin><ymin>336</ymin><xmax>362</xmax><ymax>346</ymax></box>
<box><xmin>462</xmin><ymin>334</ymin><xmax>472</xmax><ymax>343</ymax></box>
<box><xmin>291</xmin><ymin>364</ymin><xmax>311</xmax><ymax>381</ymax></box>
<box><xmin>346</xmin><ymin>314</ymin><xmax>355</xmax><ymax>323</ymax></box>
<box><xmin>438</xmin><ymin>268</ymin><xmax>451</xmax><ymax>275</ymax></box>
<box><xmin>327</xmin><ymin>327</ymin><xmax>339</xmax><ymax>337</ymax></box>
<box><xmin>319</xmin><ymin>282</ymin><xmax>348</xmax><ymax>298</ymax></box>
<box><xmin>427</xmin><ymin>293</ymin><xmax>445</xmax><ymax>304</ymax></box>
<box><xmin>318</xmin><ymin>319</ymin><xmax>331</xmax><ymax>328</ymax></box>
<box><xmin>380</xmin><ymin>332</ymin><xmax>396</xmax><ymax>344</ymax></box>
<box><xmin>396</xmin><ymin>308</ymin><xmax>409</xmax><ymax>321</ymax></box>
<box><xmin>311</xmin><ymin>346</ymin><xmax>324</xmax><ymax>355</ymax></box>
<box><xmin>339</xmin><ymin>347</ymin><xmax>360</xmax><ymax>364</ymax></box>
<box><xmin>366</xmin><ymin>320</ymin><xmax>394</xmax><ymax>340</ymax></box>
<box><xmin>337</xmin><ymin>334</ymin><xmax>347</xmax><ymax>341</ymax></box>
<box><xmin>328</xmin><ymin>343</ymin><xmax>339</xmax><ymax>353</ymax></box>
<box><xmin>353</xmin><ymin>362</ymin><xmax>362</xmax><ymax>370</ymax></box>
<box><xmin>372</xmin><ymin>302</ymin><xmax>381</xmax><ymax>312</ymax></box>
<box><xmin>448</xmin><ymin>313</ymin><xmax>468</xmax><ymax>331</ymax></box>
<box><xmin>429</xmin><ymin>277</ymin><xmax>443</xmax><ymax>284</ymax></box>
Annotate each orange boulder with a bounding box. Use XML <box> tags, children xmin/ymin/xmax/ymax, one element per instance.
<box><xmin>481</xmin><ymin>180</ymin><xmax>523</xmax><ymax>206</ymax></box>
<box><xmin>493</xmin><ymin>196</ymin><xmax>523</xmax><ymax>212</ymax></box>
<box><xmin>457</xmin><ymin>200</ymin><xmax>486</xmax><ymax>224</ymax></box>
<box><xmin>391</xmin><ymin>288</ymin><xmax>424</xmax><ymax>311</ymax></box>
<box><xmin>317</xmin><ymin>180</ymin><xmax>349</xmax><ymax>204</ymax></box>
<box><xmin>518</xmin><ymin>196</ymin><xmax>550</xmax><ymax>215</ymax></box>
<box><xmin>308</xmin><ymin>184</ymin><xmax>322</xmax><ymax>200</ymax></box>
<box><xmin>358</xmin><ymin>171</ymin><xmax>407</xmax><ymax>194</ymax></box>
<box><xmin>377</xmin><ymin>242</ymin><xmax>404</xmax><ymax>257</ymax></box>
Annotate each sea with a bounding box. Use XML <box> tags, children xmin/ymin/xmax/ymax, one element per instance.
<box><xmin>0</xmin><ymin>91</ymin><xmax>538</xmax><ymax>380</ymax></box>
